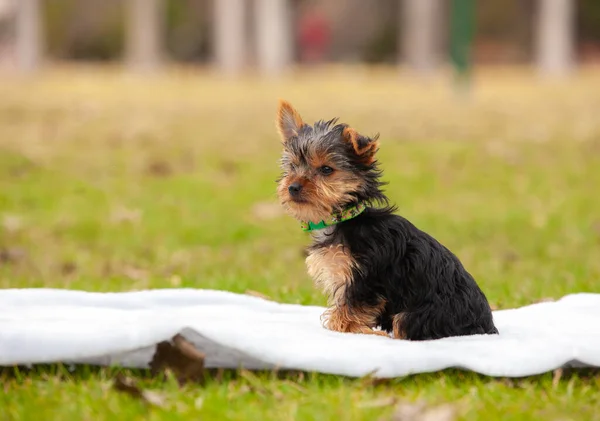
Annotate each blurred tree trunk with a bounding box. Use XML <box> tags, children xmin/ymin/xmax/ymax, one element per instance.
<box><xmin>535</xmin><ymin>0</ymin><xmax>575</xmax><ymax>76</ymax></box>
<box><xmin>401</xmin><ymin>0</ymin><xmax>441</xmax><ymax>74</ymax></box>
<box><xmin>125</xmin><ymin>0</ymin><xmax>164</xmax><ymax>72</ymax></box>
<box><xmin>254</xmin><ymin>0</ymin><xmax>292</xmax><ymax>76</ymax></box>
<box><xmin>214</xmin><ymin>0</ymin><xmax>246</xmax><ymax>75</ymax></box>
<box><xmin>16</xmin><ymin>0</ymin><xmax>41</xmax><ymax>72</ymax></box>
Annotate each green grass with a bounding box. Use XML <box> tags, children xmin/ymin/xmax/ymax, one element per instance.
<box><xmin>1</xmin><ymin>65</ymin><xmax>600</xmax><ymax>420</ymax></box>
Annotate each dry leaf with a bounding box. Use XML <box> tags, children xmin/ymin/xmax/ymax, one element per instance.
<box><xmin>219</xmin><ymin>160</ymin><xmax>239</xmax><ymax>176</ymax></box>
<box><xmin>535</xmin><ymin>297</ymin><xmax>555</xmax><ymax>304</ymax></box>
<box><xmin>390</xmin><ymin>402</ymin><xmax>457</xmax><ymax>421</ymax></box>
<box><xmin>61</xmin><ymin>261</ymin><xmax>78</xmax><ymax>275</ymax></box>
<box><xmin>359</xmin><ymin>369</ymin><xmax>392</xmax><ymax>388</ymax></box>
<box><xmin>113</xmin><ymin>373</ymin><xmax>166</xmax><ymax>407</ymax></box>
<box><xmin>150</xmin><ymin>334</ymin><xmax>206</xmax><ymax>384</ymax></box>
<box><xmin>147</xmin><ymin>161</ymin><xmax>173</xmax><ymax>177</ymax></box>
<box><xmin>0</xmin><ymin>247</ymin><xmax>27</xmax><ymax>264</ymax></box>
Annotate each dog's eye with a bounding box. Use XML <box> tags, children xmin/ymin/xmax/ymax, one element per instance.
<box><xmin>318</xmin><ymin>166</ymin><xmax>334</xmax><ymax>176</ymax></box>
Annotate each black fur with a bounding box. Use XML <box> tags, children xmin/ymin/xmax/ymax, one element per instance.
<box><xmin>310</xmin><ymin>207</ymin><xmax>499</xmax><ymax>340</ymax></box>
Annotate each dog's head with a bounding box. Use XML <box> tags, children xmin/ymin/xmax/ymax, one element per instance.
<box><xmin>276</xmin><ymin>100</ymin><xmax>386</xmax><ymax>223</ymax></box>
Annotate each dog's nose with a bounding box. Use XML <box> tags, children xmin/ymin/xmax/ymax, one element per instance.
<box><xmin>288</xmin><ymin>182</ymin><xmax>303</xmax><ymax>196</ymax></box>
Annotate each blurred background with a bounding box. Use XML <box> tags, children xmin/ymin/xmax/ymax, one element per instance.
<box><xmin>0</xmin><ymin>0</ymin><xmax>599</xmax><ymax>308</ymax></box>
<box><xmin>2</xmin><ymin>2</ymin><xmax>600</xmax><ymax>418</ymax></box>
<box><xmin>0</xmin><ymin>0</ymin><xmax>599</xmax><ymax>75</ymax></box>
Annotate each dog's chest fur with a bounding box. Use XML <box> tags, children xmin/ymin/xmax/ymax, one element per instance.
<box><xmin>305</xmin><ymin>228</ymin><xmax>356</xmax><ymax>303</ymax></box>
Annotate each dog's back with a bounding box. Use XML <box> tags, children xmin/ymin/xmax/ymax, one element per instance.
<box><xmin>338</xmin><ymin>208</ymin><xmax>499</xmax><ymax>340</ymax></box>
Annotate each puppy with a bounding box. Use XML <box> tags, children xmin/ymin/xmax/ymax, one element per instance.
<box><xmin>276</xmin><ymin>100</ymin><xmax>498</xmax><ymax>340</ymax></box>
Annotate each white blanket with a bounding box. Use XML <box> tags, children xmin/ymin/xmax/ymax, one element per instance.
<box><xmin>1</xmin><ymin>289</ymin><xmax>599</xmax><ymax>378</ymax></box>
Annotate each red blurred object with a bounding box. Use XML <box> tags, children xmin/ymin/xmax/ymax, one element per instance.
<box><xmin>298</xmin><ymin>8</ymin><xmax>331</xmax><ymax>64</ymax></box>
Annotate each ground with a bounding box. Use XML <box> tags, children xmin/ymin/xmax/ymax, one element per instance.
<box><xmin>1</xmin><ymin>65</ymin><xmax>599</xmax><ymax>420</ymax></box>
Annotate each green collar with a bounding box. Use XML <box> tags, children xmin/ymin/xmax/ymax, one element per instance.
<box><xmin>300</xmin><ymin>202</ymin><xmax>367</xmax><ymax>232</ymax></box>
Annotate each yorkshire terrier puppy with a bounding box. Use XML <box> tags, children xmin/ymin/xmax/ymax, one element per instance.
<box><xmin>276</xmin><ymin>100</ymin><xmax>498</xmax><ymax>340</ymax></box>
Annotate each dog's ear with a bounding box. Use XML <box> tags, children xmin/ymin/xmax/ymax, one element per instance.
<box><xmin>276</xmin><ymin>100</ymin><xmax>305</xmax><ymax>142</ymax></box>
<box><xmin>342</xmin><ymin>127</ymin><xmax>380</xmax><ymax>164</ymax></box>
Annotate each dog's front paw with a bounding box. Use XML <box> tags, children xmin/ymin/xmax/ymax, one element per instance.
<box><xmin>321</xmin><ymin>306</ymin><xmax>390</xmax><ymax>337</ymax></box>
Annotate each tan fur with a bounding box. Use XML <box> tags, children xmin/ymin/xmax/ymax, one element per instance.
<box><xmin>342</xmin><ymin>127</ymin><xmax>379</xmax><ymax>164</ymax></box>
<box><xmin>306</xmin><ymin>245</ymin><xmax>388</xmax><ymax>337</ymax></box>
<box><xmin>392</xmin><ymin>312</ymin><xmax>407</xmax><ymax>339</ymax></box>
<box><xmin>322</xmin><ymin>300</ymin><xmax>388</xmax><ymax>337</ymax></box>
<box><xmin>315</xmin><ymin>174</ymin><xmax>361</xmax><ymax>206</ymax></box>
<box><xmin>306</xmin><ymin>244</ymin><xmax>355</xmax><ymax>301</ymax></box>
<box><xmin>277</xmin><ymin>169</ymin><xmax>363</xmax><ymax>223</ymax></box>
<box><xmin>276</xmin><ymin>100</ymin><xmax>304</xmax><ymax>141</ymax></box>
<box><xmin>277</xmin><ymin>177</ymin><xmax>332</xmax><ymax>223</ymax></box>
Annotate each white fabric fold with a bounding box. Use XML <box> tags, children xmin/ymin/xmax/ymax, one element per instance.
<box><xmin>1</xmin><ymin>289</ymin><xmax>599</xmax><ymax>378</ymax></box>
